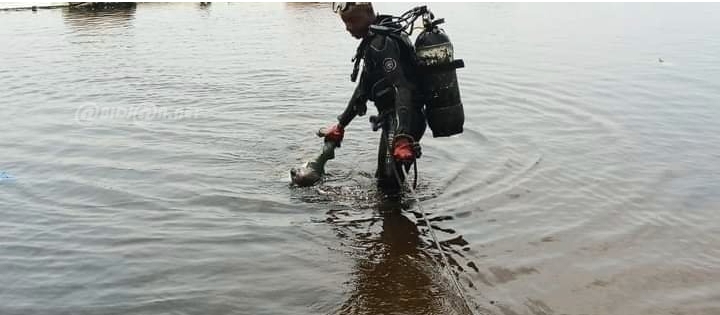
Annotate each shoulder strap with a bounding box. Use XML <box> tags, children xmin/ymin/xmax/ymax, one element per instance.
<box><xmin>350</xmin><ymin>38</ymin><xmax>369</xmax><ymax>82</ymax></box>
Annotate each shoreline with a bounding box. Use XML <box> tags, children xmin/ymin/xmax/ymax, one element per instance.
<box><xmin>0</xmin><ymin>2</ymin><xmax>137</xmax><ymax>11</ymax></box>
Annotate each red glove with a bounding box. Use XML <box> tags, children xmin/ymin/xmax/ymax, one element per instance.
<box><xmin>392</xmin><ymin>136</ymin><xmax>416</xmax><ymax>162</ymax></box>
<box><xmin>323</xmin><ymin>124</ymin><xmax>345</xmax><ymax>144</ymax></box>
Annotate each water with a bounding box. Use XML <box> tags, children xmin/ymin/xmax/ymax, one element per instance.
<box><xmin>1</xmin><ymin>3</ymin><xmax>720</xmax><ymax>315</ymax></box>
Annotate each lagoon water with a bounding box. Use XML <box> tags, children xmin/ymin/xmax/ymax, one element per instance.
<box><xmin>1</xmin><ymin>3</ymin><xmax>720</xmax><ymax>315</ymax></box>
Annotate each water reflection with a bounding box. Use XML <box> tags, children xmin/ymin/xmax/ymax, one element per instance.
<box><xmin>61</xmin><ymin>3</ymin><xmax>136</xmax><ymax>31</ymax></box>
<box><xmin>330</xmin><ymin>196</ymin><xmax>473</xmax><ymax>315</ymax></box>
<box><xmin>283</xmin><ymin>2</ymin><xmax>327</xmax><ymax>11</ymax></box>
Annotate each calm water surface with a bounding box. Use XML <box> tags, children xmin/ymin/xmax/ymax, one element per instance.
<box><xmin>1</xmin><ymin>3</ymin><xmax>719</xmax><ymax>315</ymax></box>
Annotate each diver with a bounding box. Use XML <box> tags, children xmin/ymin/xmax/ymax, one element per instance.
<box><xmin>323</xmin><ymin>2</ymin><xmax>426</xmax><ymax>193</ymax></box>
<box><xmin>290</xmin><ymin>2</ymin><xmax>465</xmax><ymax>192</ymax></box>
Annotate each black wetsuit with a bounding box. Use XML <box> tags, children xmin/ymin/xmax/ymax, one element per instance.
<box><xmin>337</xmin><ymin>15</ymin><xmax>427</xmax><ymax>190</ymax></box>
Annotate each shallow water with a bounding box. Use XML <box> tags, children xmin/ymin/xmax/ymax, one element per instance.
<box><xmin>1</xmin><ymin>3</ymin><xmax>719</xmax><ymax>315</ymax></box>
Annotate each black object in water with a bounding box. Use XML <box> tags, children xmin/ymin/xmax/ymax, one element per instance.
<box><xmin>290</xmin><ymin>129</ymin><xmax>339</xmax><ymax>187</ymax></box>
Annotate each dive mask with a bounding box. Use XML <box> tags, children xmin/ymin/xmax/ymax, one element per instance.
<box><xmin>332</xmin><ymin>2</ymin><xmax>370</xmax><ymax>14</ymax></box>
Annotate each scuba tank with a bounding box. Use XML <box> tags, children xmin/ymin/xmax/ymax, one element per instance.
<box><xmin>414</xmin><ymin>13</ymin><xmax>465</xmax><ymax>138</ymax></box>
<box><xmin>363</xmin><ymin>6</ymin><xmax>465</xmax><ymax>138</ymax></box>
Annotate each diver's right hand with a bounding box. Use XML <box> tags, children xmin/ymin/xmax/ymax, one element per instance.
<box><xmin>320</xmin><ymin>123</ymin><xmax>345</xmax><ymax>144</ymax></box>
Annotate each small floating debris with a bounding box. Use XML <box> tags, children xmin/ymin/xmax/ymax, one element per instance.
<box><xmin>658</xmin><ymin>57</ymin><xmax>664</xmax><ymax>63</ymax></box>
<box><xmin>0</xmin><ymin>171</ymin><xmax>16</xmax><ymax>183</ymax></box>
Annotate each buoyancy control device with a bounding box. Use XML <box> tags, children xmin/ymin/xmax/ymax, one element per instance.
<box><xmin>369</xmin><ymin>6</ymin><xmax>465</xmax><ymax>138</ymax></box>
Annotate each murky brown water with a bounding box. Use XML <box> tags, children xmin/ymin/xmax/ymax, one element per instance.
<box><xmin>1</xmin><ymin>3</ymin><xmax>719</xmax><ymax>315</ymax></box>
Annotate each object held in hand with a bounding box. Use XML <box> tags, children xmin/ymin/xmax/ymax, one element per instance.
<box><xmin>290</xmin><ymin>127</ymin><xmax>341</xmax><ymax>187</ymax></box>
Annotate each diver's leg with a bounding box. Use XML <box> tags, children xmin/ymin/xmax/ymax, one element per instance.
<box><xmin>376</xmin><ymin>117</ymin><xmax>402</xmax><ymax>194</ymax></box>
<box><xmin>375</xmin><ymin>127</ymin><xmax>387</xmax><ymax>179</ymax></box>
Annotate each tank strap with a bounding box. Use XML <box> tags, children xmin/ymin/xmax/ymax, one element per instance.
<box><xmin>417</xmin><ymin>59</ymin><xmax>465</xmax><ymax>74</ymax></box>
<box><xmin>386</xmin><ymin>32</ymin><xmax>418</xmax><ymax>68</ymax></box>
